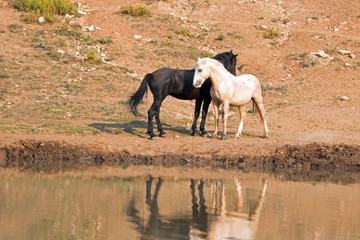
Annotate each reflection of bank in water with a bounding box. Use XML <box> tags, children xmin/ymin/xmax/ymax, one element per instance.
<box><xmin>1</xmin><ymin>169</ymin><xmax>360</xmax><ymax>240</ymax></box>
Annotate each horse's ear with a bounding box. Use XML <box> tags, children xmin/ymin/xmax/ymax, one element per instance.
<box><xmin>230</xmin><ymin>50</ymin><xmax>233</xmax><ymax>53</ymax></box>
<box><xmin>234</xmin><ymin>53</ymin><xmax>238</xmax><ymax>57</ymax></box>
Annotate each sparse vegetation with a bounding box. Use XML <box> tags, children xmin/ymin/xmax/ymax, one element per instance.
<box><xmin>176</xmin><ymin>27</ymin><xmax>193</xmax><ymax>37</ymax></box>
<box><xmin>8</xmin><ymin>23</ymin><xmax>22</xmax><ymax>32</ymax></box>
<box><xmin>228</xmin><ymin>31</ymin><xmax>244</xmax><ymax>40</ymax></box>
<box><xmin>119</xmin><ymin>6</ymin><xmax>151</xmax><ymax>17</ymax></box>
<box><xmin>261</xmin><ymin>82</ymin><xmax>273</xmax><ymax>96</ymax></box>
<box><xmin>303</xmin><ymin>59</ymin><xmax>318</xmax><ymax>67</ymax></box>
<box><xmin>0</xmin><ymin>72</ymin><xmax>10</xmax><ymax>78</ymax></box>
<box><xmin>9</xmin><ymin>0</ymin><xmax>77</xmax><ymax>23</ymax></box>
<box><xmin>86</xmin><ymin>50</ymin><xmax>96</xmax><ymax>60</ymax></box>
<box><xmin>98</xmin><ymin>37</ymin><xmax>113</xmax><ymax>44</ymax></box>
<box><xmin>215</xmin><ymin>33</ymin><xmax>225</xmax><ymax>41</ymax></box>
<box><xmin>237</xmin><ymin>64</ymin><xmax>246</xmax><ymax>72</ymax></box>
<box><xmin>264</xmin><ymin>26</ymin><xmax>280</xmax><ymax>39</ymax></box>
<box><xmin>299</xmin><ymin>52</ymin><xmax>309</xmax><ymax>59</ymax></box>
<box><xmin>282</xmin><ymin>19</ymin><xmax>290</xmax><ymax>25</ymax></box>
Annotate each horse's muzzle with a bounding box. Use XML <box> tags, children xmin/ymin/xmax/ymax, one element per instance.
<box><xmin>193</xmin><ymin>81</ymin><xmax>202</xmax><ymax>88</ymax></box>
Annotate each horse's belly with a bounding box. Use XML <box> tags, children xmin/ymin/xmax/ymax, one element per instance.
<box><xmin>230</xmin><ymin>92</ymin><xmax>253</xmax><ymax>105</ymax></box>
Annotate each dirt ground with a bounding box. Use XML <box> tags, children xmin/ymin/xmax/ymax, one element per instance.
<box><xmin>0</xmin><ymin>0</ymin><xmax>359</xmax><ymax>172</ymax></box>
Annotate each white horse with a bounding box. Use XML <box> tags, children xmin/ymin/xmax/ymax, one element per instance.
<box><xmin>193</xmin><ymin>58</ymin><xmax>269</xmax><ymax>139</ymax></box>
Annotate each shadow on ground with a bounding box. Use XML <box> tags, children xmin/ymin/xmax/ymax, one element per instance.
<box><xmin>89</xmin><ymin>120</ymin><xmax>191</xmax><ymax>138</ymax></box>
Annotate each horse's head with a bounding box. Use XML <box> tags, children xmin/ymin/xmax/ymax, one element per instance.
<box><xmin>193</xmin><ymin>58</ymin><xmax>211</xmax><ymax>88</ymax></box>
<box><xmin>213</xmin><ymin>50</ymin><xmax>238</xmax><ymax>76</ymax></box>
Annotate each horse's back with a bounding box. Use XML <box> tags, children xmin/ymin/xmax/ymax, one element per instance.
<box><xmin>224</xmin><ymin>74</ymin><xmax>260</xmax><ymax>105</ymax></box>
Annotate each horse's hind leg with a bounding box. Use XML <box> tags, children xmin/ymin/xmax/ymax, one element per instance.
<box><xmin>191</xmin><ymin>98</ymin><xmax>202</xmax><ymax>136</ymax></box>
<box><xmin>147</xmin><ymin>99</ymin><xmax>163</xmax><ymax>139</ymax></box>
<box><xmin>154</xmin><ymin>103</ymin><xmax>166</xmax><ymax>137</ymax></box>
<box><xmin>235</xmin><ymin>105</ymin><xmax>246</xmax><ymax>138</ymax></box>
<box><xmin>252</xmin><ymin>95</ymin><xmax>269</xmax><ymax>138</ymax></box>
<box><xmin>147</xmin><ymin>103</ymin><xmax>156</xmax><ymax>139</ymax></box>
<box><xmin>211</xmin><ymin>100</ymin><xmax>220</xmax><ymax>138</ymax></box>
<box><xmin>155</xmin><ymin>110</ymin><xmax>166</xmax><ymax>137</ymax></box>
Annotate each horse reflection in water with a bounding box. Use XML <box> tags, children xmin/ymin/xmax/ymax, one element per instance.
<box><xmin>127</xmin><ymin>176</ymin><xmax>192</xmax><ymax>239</ymax></box>
<box><xmin>126</xmin><ymin>176</ymin><xmax>267</xmax><ymax>240</ymax></box>
<box><xmin>204</xmin><ymin>179</ymin><xmax>268</xmax><ymax>240</ymax></box>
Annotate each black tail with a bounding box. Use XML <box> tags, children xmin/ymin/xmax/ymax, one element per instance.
<box><xmin>127</xmin><ymin>73</ymin><xmax>152</xmax><ymax>116</ymax></box>
<box><xmin>251</xmin><ymin>98</ymin><xmax>256</xmax><ymax>113</ymax></box>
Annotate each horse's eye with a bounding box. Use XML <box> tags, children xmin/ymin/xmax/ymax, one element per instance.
<box><xmin>198</xmin><ymin>69</ymin><xmax>202</xmax><ymax>73</ymax></box>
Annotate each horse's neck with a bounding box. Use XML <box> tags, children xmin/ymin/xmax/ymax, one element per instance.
<box><xmin>209</xmin><ymin>62</ymin><xmax>232</xmax><ymax>91</ymax></box>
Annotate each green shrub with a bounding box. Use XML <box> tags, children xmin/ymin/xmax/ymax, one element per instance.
<box><xmin>299</xmin><ymin>52</ymin><xmax>309</xmax><ymax>59</ymax></box>
<box><xmin>176</xmin><ymin>27</ymin><xmax>193</xmax><ymax>37</ymax></box>
<box><xmin>98</xmin><ymin>37</ymin><xmax>113</xmax><ymax>44</ymax></box>
<box><xmin>261</xmin><ymin>82</ymin><xmax>273</xmax><ymax>94</ymax></box>
<box><xmin>215</xmin><ymin>33</ymin><xmax>225</xmax><ymax>41</ymax></box>
<box><xmin>119</xmin><ymin>6</ymin><xmax>151</xmax><ymax>17</ymax></box>
<box><xmin>303</xmin><ymin>59</ymin><xmax>318</xmax><ymax>67</ymax></box>
<box><xmin>264</xmin><ymin>26</ymin><xmax>280</xmax><ymax>39</ymax></box>
<box><xmin>7</xmin><ymin>23</ymin><xmax>23</xmax><ymax>32</ymax></box>
<box><xmin>0</xmin><ymin>72</ymin><xmax>10</xmax><ymax>78</ymax></box>
<box><xmin>22</xmin><ymin>12</ymin><xmax>37</xmax><ymax>23</ymax></box>
<box><xmin>10</xmin><ymin>0</ymin><xmax>77</xmax><ymax>23</ymax></box>
<box><xmin>86</xmin><ymin>50</ymin><xmax>96</xmax><ymax>60</ymax></box>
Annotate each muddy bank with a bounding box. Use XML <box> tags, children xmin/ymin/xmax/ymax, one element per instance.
<box><xmin>0</xmin><ymin>140</ymin><xmax>359</xmax><ymax>172</ymax></box>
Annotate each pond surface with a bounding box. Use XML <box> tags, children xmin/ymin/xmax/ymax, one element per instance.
<box><xmin>0</xmin><ymin>167</ymin><xmax>359</xmax><ymax>240</ymax></box>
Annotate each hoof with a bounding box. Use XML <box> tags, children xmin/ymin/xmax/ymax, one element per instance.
<box><xmin>263</xmin><ymin>135</ymin><xmax>269</xmax><ymax>139</ymax></box>
<box><xmin>149</xmin><ymin>136</ymin><xmax>158</xmax><ymax>140</ymax></box>
<box><xmin>191</xmin><ymin>131</ymin><xmax>196</xmax><ymax>136</ymax></box>
<box><xmin>220</xmin><ymin>135</ymin><xmax>227</xmax><ymax>140</ymax></box>
<box><xmin>200</xmin><ymin>130</ymin><xmax>207</xmax><ymax>136</ymax></box>
<box><xmin>211</xmin><ymin>133</ymin><xmax>218</xmax><ymax>139</ymax></box>
<box><xmin>160</xmin><ymin>133</ymin><xmax>166</xmax><ymax>138</ymax></box>
<box><xmin>234</xmin><ymin>133</ymin><xmax>242</xmax><ymax>139</ymax></box>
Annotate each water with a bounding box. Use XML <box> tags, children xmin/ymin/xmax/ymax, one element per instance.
<box><xmin>0</xmin><ymin>167</ymin><xmax>359</xmax><ymax>240</ymax></box>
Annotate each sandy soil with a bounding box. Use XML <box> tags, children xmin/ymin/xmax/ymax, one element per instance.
<box><xmin>0</xmin><ymin>0</ymin><xmax>359</xmax><ymax>172</ymax></box>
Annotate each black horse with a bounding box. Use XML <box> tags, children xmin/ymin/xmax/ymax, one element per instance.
<box><xmin>127</xmin><ymin>51</ymin><xmax>238</xmax><ymax>139</ymax></box>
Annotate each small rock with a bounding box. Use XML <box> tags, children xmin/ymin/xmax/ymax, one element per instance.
<box><xmin>259</xmin><ymin>25</ymin><xmax>268</xmax><ymax>30</ymax></box>
<box><xmin>338</xmin><ymin>49</ymin><xmax>351</xmax><ymax>56</ymax></box>
<box><xmin>344</xmin><ymin>63</ymin><xmax>351</xmax><ymax>67</ymax></box>
<box><xmin>134</xmin><ymin>35</ymin><xmax>142</xmax><ymax>39</ymax></box>
<box><xmin>314</xmin><ymin>50</ymin><xmax>333</xmax><ymax>61</ymax></box>
<box><xmin>340</xmin><ymin>96</ymin><xmax>349</xmax><ymax>101</ymax></box>
<box><xmin>38</xmin><ymin>17</ymin><xmax>45</xmax><ymax>23</ymax></box>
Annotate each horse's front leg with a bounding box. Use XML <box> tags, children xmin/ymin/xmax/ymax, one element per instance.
<box><xmin>221</xmin><ymin>101</ymin><xmax>229</xmax><ymax>140</ymax></box>
<box><xmin>235</xmin><ymin>105</ymin><xmax>246</xmax><ymax>138</ymax></box>
<box><xmin>191</xmin><ymin>98</ymin><xmax>202</xmax><ymax>136</ymax></box>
